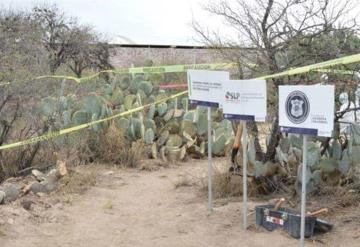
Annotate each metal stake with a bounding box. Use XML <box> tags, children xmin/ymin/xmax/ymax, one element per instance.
<box><xmin>242</xmin><ymin>121</ymin><xmax>248</xmax><ymax>229</ymax></box>
<box><xmin>300</xmin><ymin>134</ymin><xmax>308</xmax><ymax>247</ymax></box>
<box><xmin>207</xmin><ymin>107</ymin><xmax>213</xmax><ymax>211</ymax></box>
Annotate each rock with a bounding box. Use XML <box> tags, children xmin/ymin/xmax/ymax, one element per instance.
<box><xmin>32</xmin><ymin>169</ymin><xmax>46</xmax><ymax>182</ymax></box>
<box><xmin>103</xmin><ymin>171</ymin><xmax>114</xmax><ymax>176</ymax></box>
<box><xmin>36</xmin><ymin>192</ymin><xmax>46</xmax><ymax>197</ymax></box>
<box><xmin>57</xmin><ymin>160</ymin><xmax>67</xmax><ymax>177</ymax></box>
<box><xmin>7</xmin><ymin>218</ymin><xmax>14</xmax><ymax>225</ymax></box>
<box><xmin>28</xmin><ymin>182</ymin><xmax>47</xmax><ymax>194</ymax></box>
<box><xmin>0</xmin><ymin>218</ymin><xmax>5</xmax><ymax>225</ymax></box>
<box><xmin>54</xmin><ymin>203</ymin><xmax>63</xmax><ymax>210</ymax></box>
<box><xmin>20</xmin><ymin>199</ymin><xmax>33</xmax><ymax>211</ymax></box>
<box><xmin>0</xmin><ymin>191</ymin><xmax>5</xmax><ymax>204</ymax></box>
<box><xmin>43</xmin><ymin>181</ymin><xmax>59</xmax><ymax>192</ymax></box>
<box><xmin>46</xmin><ymin>169</ymin><xmax>61</xmax><ymax>183</ymax></box>
<box><xmin>28</xmin><ymin>180</ymin><xmax>59</xmax><ymax>194</ymax></box>
<box><xmin>1</xmin><ymin>183</ymin><xmax>20</xmax><ymax>202</ymax></box>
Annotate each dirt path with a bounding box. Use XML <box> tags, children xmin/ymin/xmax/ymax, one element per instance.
<box><xmin>1</xmin><ymin>159</ymin><xmax>359</xmax><ymax>247</ymax></box>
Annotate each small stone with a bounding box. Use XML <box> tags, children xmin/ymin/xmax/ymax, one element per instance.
<box><xmin>46</xmin><ymin>169</ymin><xmax>61</xmax><ymax>183</ymax></box>
<box><xmin>7</xmin><ymin>218</ymin><xmax>14</xmax><ymax>225</ymax></box>
<box><xmin>57</xmin><ymin>160</ymin><xmax>67</xmax><ymax>177</ymax></box>
<box><xmin>54</xmin><ymin>203</ymin><xmax>63</xmax><ymax>209</ymax></box>
<box><xmin>49</xmin><ymin>215</ymin><xmax>58</xmax><ymax>223</ymax></box>
<box><xmin>36</xmin><ymin>192</ymin><xmax>46</xmax><ymax>197</ymax></box>
<box><xmin>43</xmin><ymin>181</ymin><xmax>59</xmax><ymax>192</ymax></box>
<box><xmin>0</xmin><ymin>191</ymin><xmax>6</xmax><ymax>204</ymax></box>
<box><xmin>20</xmin><ymin>199</ymin><xmax>33</xmax><ymax>211</ymax></box>
<box><xmin>104</xmin><ymin>171</ymin><xmax>114</xmax><ymax>176</ymax></box>
<box><xmin>2</xmin><ymin>183</ymin><xmax>20</xmax><ymax>202</ymax></box>
<box><xmin>32</xmin><ymin>169</ymin><xmax>46</xmax><ymax>182</ymax></box>
<box><xmin>29</xmin><ymin>182</ymin><xmax>47</xmax><ymax>194</ymax></box>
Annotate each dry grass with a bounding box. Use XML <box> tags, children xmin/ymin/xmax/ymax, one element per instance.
<box><xmin>313</xmin><ymin>183</ymin><xmax>360</xmax><ymax>208</ymax></box>
<box><xmin>139</xmin><ymin>159</ymin><xmax>169</xmax><ymax>171</ymax></box>
<box><xmin>103</xmin><ymin>200</ymin><xmax>113</xmax><ymax>210</ymax></box>
<box><xmin>174</xmin><ymin>176</ymin><xmax>194</xmax><ymax>189</ymax></box>
<box><xmin>60</xmin><ymin>166</ymin><xmax>97</xmax><ymax>194</ymax></box>
<box><xmin>202</xmin><ymin>168</ymin><xmax>243</xmax><ymax>199</ymax></box>
<box><xmin>97</xmin><ymin>124</ymin><xmax>144</xmax><ymax>168</ymax></box>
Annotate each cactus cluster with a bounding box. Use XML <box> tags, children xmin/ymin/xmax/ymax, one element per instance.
<box><xmin>261</xmin><ymin>129</ymin><xmax>360</xmax><ymax>195</ymax></box>
<box><xmin>40</xmin><ymin>91</ymin><xmax>112</xmax><ymax>132</ymax></box>
<box><xmin>39</xmin><ymin>74</ymin><xmax>234</xmax><ymax>161</ymax></box>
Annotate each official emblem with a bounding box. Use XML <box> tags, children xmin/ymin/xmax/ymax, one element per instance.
<box><xmin>285</xmin><ymin>91</ymin><xmax>310</xmax><ymax>124</ymax></box>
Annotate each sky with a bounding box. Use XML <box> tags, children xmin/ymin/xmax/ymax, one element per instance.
<box><xmin>0</xmin><ymin>0</ymin><xmax>224</xmax><ymax>45</ymax></box>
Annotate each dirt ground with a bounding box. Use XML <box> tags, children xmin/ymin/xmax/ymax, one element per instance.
<box><xmin>0</xmin><ymin>158</ymin><xmax>359</xmax><ymax>247</ymax></box>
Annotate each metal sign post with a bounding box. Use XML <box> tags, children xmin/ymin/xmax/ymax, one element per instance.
<box><xmin>300</xmin><ymin>134</ymin><xmax>308</xmax><ymax>247</ymax></box>
<box><xmin>186</xmin><ymin>70</ymin><xmax>230</xmax><ymax>212</ymax></box>
<box><xmin>207</xmin><ymin>107</ymin><xmax>213</xmax><ymax>211</ymax></box>
<box><xmin>279</xmin><ymin>85</ymin><xmax>334</xmax><ymax>246</ymax></box>
<box><xmin>242</xmin><ymin>121</ymin><xmax>248</xmax><ymax>229</ymax></box>
<box><xmin>221</xmin><ymin>79</ymin><xmax>267</xmax><ymax>229</ymax></box>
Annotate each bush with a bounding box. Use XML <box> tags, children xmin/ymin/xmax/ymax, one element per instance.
<box><xmin>96</xmin><ymin>124</ymin><xmax>144</xmax><ymax>167</ymax></box>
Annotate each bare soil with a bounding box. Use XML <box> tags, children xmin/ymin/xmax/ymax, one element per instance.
<box><xmin>0</xmin><ymin>158</ymin><xmax>359</xmax><ymax>247</ymax></box>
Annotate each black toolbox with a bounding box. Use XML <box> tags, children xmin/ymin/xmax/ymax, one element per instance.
<box><xmin>255</xmin><ymin>205</ymin><xmax>332</xmax><ymax>239</ymax></box>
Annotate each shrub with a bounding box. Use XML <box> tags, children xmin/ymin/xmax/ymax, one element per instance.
<box><xmin>96</xmin><ymin>123</ymin><xmax>144</xmax><ymax>167</ymax></box>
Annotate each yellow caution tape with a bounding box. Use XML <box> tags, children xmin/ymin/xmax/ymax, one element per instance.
<box><xmin>313</xmin><ymin>69</ymin><xmax>356</xmax><ymax>75</ymax></box>
<box><xmin>35</xmin><ymin>63</ymin><xmax>237</xmax><ymax>83</ymax></box>
<box><xmin>0</xmin><ymin>82</ymin><xmax>10</xmax><ymax>86</ymax></box>
<box><xmin>258</xmin><ymin>53</ymin><xmax>360</xmax><ymax>80</ymax></box>
<box><xmin>2</xmin><ymin>53</ymin><xmax>360</xmax><ymax>151</ymax></box>
<box><xmin>0</xmin><ymin>91</ymin><xmax>187</xmax><ymax>150</ymax></box>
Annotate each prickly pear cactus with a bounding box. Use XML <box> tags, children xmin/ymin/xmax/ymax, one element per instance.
<box><xmin>110</xmin><ymin>90</ymin><xmax>124</xmax><ymax>106</ymax></box>
<box><xmin>157</xmin><ymin>102</ymin><xmax>168</xmax><ymax>117</ymax></box>
<box><xmin>118</xmin><ymin>76</ymin><xmax>130</xmax><ymax>90</ymax></box>
<box><xmin>145</xmin><ymin>128</ymin><xmax>155</xmax><ymax>144</ymax></box>
<box><xmin>83</xmin><ymin>93</ymin><xmax>103</xmax><ymax>118</ymax></box>
<box><xmin>41</xmin><ymin>96</ymin><xmax>57</xmax><ymax>117</ymax></box>
<box><xmin>147</xmin><ymin>104</ymin><xmax>156</xmax><ymax>119</ymax></box>
<box><xmin>138</xmin><ymin>81</ymin><xmax>153</xmax><ymax>96</ymax></box>
<box><xmin>72</xmin><ymin>110</ymin><xmax>90</xmax><ymax>125</ymax></box>
<box><xmin>124</xmin><ymin>94</ymin><xmax>136</xmax><ymax>110</ymax></box>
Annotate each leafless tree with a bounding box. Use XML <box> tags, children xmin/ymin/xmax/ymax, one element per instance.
<box><xmin>66</xmin><ymin>26</ymin><xmax>113</xmax><ymax>77</ymax></box>
<box><xmin>194</xmin><ymin>0</ymin><xmax>359</xmax><ymax>162</ymax></box>
<box><xmin>31</xmin><ymin>5</ymin><xmax>75</xmax><ymax>74</ymax></box>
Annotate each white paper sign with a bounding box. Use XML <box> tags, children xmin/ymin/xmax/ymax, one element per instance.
<box><xmin>187</xmin><ymin>70</ymin><xmax>229</xmax><ymax>107</ymax></box>
<box><xmin>279</xmin><ymin>85</ymin><xmax>335</xmax><ymax>137</ymax></box>
<box><xmin>222</xmin><ymin>79</ymin><xmax>267</xmax><ymax>121</ymax></box>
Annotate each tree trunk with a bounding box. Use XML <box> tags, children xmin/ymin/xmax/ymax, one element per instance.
<box><xmin>247</xmin><ymin>121</ymin><xmax>264</xmax><ymax>161</ymax></box>
<box><xmin>263</xmin><ymin>117</ymin><xmax>279</xmax><ymax>162</ymax></box>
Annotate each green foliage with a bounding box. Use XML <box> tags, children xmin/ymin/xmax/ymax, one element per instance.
<box><xmin>72</xmin><ymin>110</ymin><xmax>90</xmax><ymax>125</ymax></box>
<box><xmin>138</xmin><ymin>81</ymin><xmax>153</xmax><ymax>96</ymax></box>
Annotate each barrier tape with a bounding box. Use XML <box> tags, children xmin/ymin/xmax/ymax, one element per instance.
<box><xmin>257</xmin><ymin>53</ymin><xmax>360</xmax><ymax>80</ymax></box>
<box><xmin>35</xmin><ymin>63</ymin><xmax>237</xmax><ymax>83</ymax></box>
<box><xmin>314</xmin><ymin>69</ymin><xmax>356</xmax><ymax>75</ymax></box>
<box><xmin>0</xmin><ymin>91</ymin><xmax>187</xmax><ymax>150</ymax></box>
<box><xmin>2</xmin><ymin>53</ymin><xmax>360</xmax><ymax>151</ymax></box>
<box><xmin>159</xmin><ymin>83</ymin><xmax>188</xmax><ymax>89</ymax></box>
<box><xmin>0</xmin><ymin>82</ymin><xmax>10</xmax><ymax>86</ymax></box>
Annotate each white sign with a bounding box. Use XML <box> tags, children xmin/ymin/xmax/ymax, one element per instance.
<box><xmin>187</xmin><ymin>70</ymin><xmax>229</xmax><ymax>107</ymax></box>
<box><xmin>279</xmin><ymin>85</ymin><xmax>335</xmax><ymax>137</ymax></box>
<box><xmin>222</xmin><ymin>79</ymin><xmax>267</xmax><ymax>121</ymax></box>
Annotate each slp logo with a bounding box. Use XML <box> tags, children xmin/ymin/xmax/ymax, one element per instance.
<box><xmin>225</xmin><ymin>92</ymin><xmax>240</xmax><ymax>100</ymax></box>
<box><xmin>285</xmin><ymin>91</ymin><xmax>310</xmax><ymax>124</ymax></box>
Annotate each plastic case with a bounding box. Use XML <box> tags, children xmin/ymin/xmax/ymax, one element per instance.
<box><xmin>255</xmin><ymin>204</ymin><xmax>317</xmax><ymax>238</ymax></box>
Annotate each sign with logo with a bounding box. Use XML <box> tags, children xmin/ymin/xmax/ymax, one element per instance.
<box><xmin>279</xmin><ymin>85</ymin><xmax>334</xmax><ymax>137</ymax></box>
<box><xmin>222</xmin><ymin>79</ymin><xmax>267</xmax><ymax>121</ymax></box>
<box><xmin>187</xmin><ymin>70</ymin><xmax>229</xmax><ymax>107</ymax></box>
